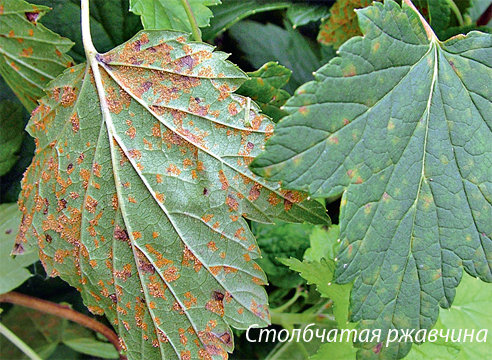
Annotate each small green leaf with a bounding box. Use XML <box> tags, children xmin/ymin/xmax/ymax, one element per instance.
<box><xmin>29</xmin><ymin>0</ymin><xmax>143</xmax><ymax>63</ymax></box>
<box><xmin>286</xmin><ymin>3</ymin><xmax>331</xmax><ymax>28</ymax></box>
<box><xmin>0</xmin><ymin>0</ymin><xmax>74</xmax><ymax>111</ymax></box>
<box><xmin>252</xmin><ymin>0</ymin><xmax>492</xmax><ymax>357</ymax></box>
<box><xmin>312</xmin><ymin>341</ymin><xmax>358</xmax><ymax>360</ymax></box>
<box><xmin>0</xmin><ymin>203</ymin><xmax>38</xmax><ymax>294</ymax></box>
<box><xmin>304</xmin><ymin>224</ymin><xmax>340</xmax><ymax>263</ymax></box>
<box><xmin>202</xmin><ymin>0</ymin><xmax>290</xmax><ymax>41</ymax></box>
<box><xmin>280</xmin><ymin>257</ymin><xmax>352</xmax><ymax>329</ymax></box>
<box><xmin>0</xmin><ymin>101</ymin><xmax>24</xmax><ymax>177</ymax></box>
<box><xmin>63</xmin><ymin>338</ymin><xmax>118</xmax><ymax>359</ymax></box>
<box><xmin>129</xmin><ymin>0</ymin><xmax>219</xmax><ymax>36</ymax></box>
<box><xmin>229</xmin><ymin>21</ymin><xmax>322</xmax><ymax>94</ymax></box>
<box><xmin>237</xmin><ymin>62</ymin><xmax>291</xmax><ymax>122</ymax></box>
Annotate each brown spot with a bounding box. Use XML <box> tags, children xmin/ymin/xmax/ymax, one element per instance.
<box><xmin>218</xmin><ymin>170</ymin><xmax>229</xmax><ymax>190</ymax></box>
<box><xmin>25</xmin><ymin>12</ymin><xmax>40</xmax><ymax>23</ymax></box>
<box><xmin>85</xmin><ymin>196</ymin><xmax>98</xmax><ymax>213</ymax></box>
<box><xmin>248</xmin><ymin>183</ymin><xmax>262</xmax><ymax>201</ymax></box>
<box><xmin>61</xmin><ymin>86</ymin><xmax>77</xmax><ymax>107</ymax></box>
<box><xmin>226</xmin><ymin>195</ymin><xmax>239</xmax><ymax>211</ymax></box>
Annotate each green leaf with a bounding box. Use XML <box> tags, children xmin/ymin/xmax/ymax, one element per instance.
<box><xmin>16</xmin><ymin>30</ymin><xmax>329</xmax><ymax>360</ymax></box>
<box><xmin>0</xmin><ymin>203</ymin><xmax>38</xmax><ymax>294</ymax></box>
<box><xmin>406</xmin><ymin>274</ymin><xmax>492</xmax><ymax>360</ymax></box>
<box><xmin>252</xmin><ymin>221</ymin><xmax>313</xmax><ymax>289</ymax></box>
<box><xmin>237</xmin><ymin>62</ymin><xmax>291</xmax><ymax>122</ymax></box>
<box><xmin>0</xmin><ymin>101</ymin><xmax>24</xmax><ymax>176</ymax></box>
<box><xmin>304</xmin><ymin>224</ymin><xmax>340</xmax><ymax>263</ymax></box>
<box><xmin>129</xmin><ymin>0</ymin><xmax>219</xmax><ymax>36</ymax></box>
<box><xmin>202</xmin><ymin>0</ymin><xmax>290</xmax><ymax>41</ymax></box>
<box><xmin>0</xmin><ymin>0</ymin><xmax>74</xmax><ymax>111</ymax></box>
<box><xmin>414</xmin><ymin>0</ymin><xmax>452</xmax><ymax>35</ymax></box>
<box><xmin>252</xmin><ymin>0</ymin><xmax>492</xmax><ymax>357</ymax></box>
<box><xmin>317</xmin><ymin>0</ymin><xmax>373</xmax><ymax>49</ymax></box>
<box><xmin>312</xmin><ymin>341</ymin><xmax>357</xmax><ymax>360</ymax></box>
<box><xmin>30</xmin><ymin>0</ymin><xmax>143</xmax><ymax>63</ymax></box>
<box><xmin>280</xmin><ymin>258</ymin><xmax>352</xmax><ymax>329</ymax></box>
<box><xmin>229</xmin><ymin>21</ymin><xmax>322</xmax><ymax>94</ymax></box>
<box><xmin>0</xmin><ymin>305</ymin><xmax>117</xmax><ymax>360</ymax></box>
<box><xmin>286</xmin><ymin>3</ymin><xmax>331</xmax><ymax>28</ymax></box>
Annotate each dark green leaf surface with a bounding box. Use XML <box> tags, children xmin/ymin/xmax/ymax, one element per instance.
<box><xmin>15</xmin><ymin>30</ymin><xmax>329</xmax><ymax>360</ymax></box>
<box><xmin>229</xmin><ymin>21</ymin><xmax>322</xmax><ymax>94</ymax></box>
<box><xmin>0</xmin><ymin>0</ymin><xmax>74</xmax><ymax>111</ymax></box>
<box><xmin>30</xmin><ymin>0</ymin><xmax>143</xmax><ymax>63</ymax></box>
<box><xmin>0</xmin><ymin>203</ymin><xmax>38</xmax><ymax>294</ymax></box>
<box><xmin>237</xmin><ymin>62</ymin><xmax>291</xmax><ymax>122</ymax></box>
<box><xmin>202</xmin><ymin>0</ymin><xmax>290</xmax><ymax>41</ymax></box>
<box><xmin>129</xmin><ymin>0</ymin><xmax>219</xmax><ymax>36</ymax></box>
<box><xmin>252</xmin><ymin>0</ymin><xmax>492</xmax><ymax>357</ymax></box>
<box><xmin>0</xmin><ymin>101</ymin><xmax>24</xmax><ymax>176</ymax></box>
<box><xmin>286</xmin><ymin>3</ymin><xmax>331</xmax><ymax>28</ymax></box>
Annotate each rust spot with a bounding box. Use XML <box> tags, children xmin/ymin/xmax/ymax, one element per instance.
<box><xmin>248</xmin><ymin>183</ymin><xmax>262</xmax><ymax>201</ymax></box>
<box><xmin>218</xmin><ymin>170</ymin><xmax>229</xmax><ymax>190</ymax></box>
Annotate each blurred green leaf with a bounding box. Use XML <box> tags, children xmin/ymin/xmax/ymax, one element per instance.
<box><xmin>202</xmin><ymin>0</ymin><xmax>290</xmax><ymax>40</ymax></box>
<box><xmin>0</xmin><ymin>101</ymin><xmax>24</xmax><ymax>177</ymax></box>
<box><xmin>0</xmin><ymin>203</ymin><xmax>38</xmax><ymax>294</ymax></box>
<box><xmin>229</xmin><ymin>21</ymin><xmax>322</xmax><ymax>94</ymax></box>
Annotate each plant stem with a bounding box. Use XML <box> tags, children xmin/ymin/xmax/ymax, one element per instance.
<box><xmin>0</xmin><ymin>292</ymin><xmax>127</xmax><ymax>360</ymax></box>
<box><xmin>270</xmin><ymin>286</ymin><xmax>304</xmax><ymax>313</ymax></box>
<box><xmin>477</xmin><ymin>3</ymin><xmax>492</xmax><ymax>26</ymax></box>
<box><xmin>180</xmin><ymin>0</ymin><xmax>202</xmax><ymax>42</ymax></box>
<box><xmin>0</xmin><ymin>321</ymin><xmax>43</xmax><ymax>360</ymax></box>
<box><xmin>81</xmin><ymin>0</ymin><xmax>97</xmax><ymax>59</ymax></box>
<box><xmin>446</xmin><ymin>0</ymin><xmax>464</xmax><ymax>27</ymax></box>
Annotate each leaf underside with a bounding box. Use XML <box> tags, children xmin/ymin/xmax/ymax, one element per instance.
<box><xmin>15</xmin><ymin>30</ymin><xmax>329</xmax><ymax>360</ymax></box>
<box><xmin>0</xmin><ymin>0</ymin><xmax>74</xmax><ymax>111</ymax></box>
<box><xmin>252</xmin><ymin>1</ymin><xmax>492</xmax><ymax>358</ymax></box>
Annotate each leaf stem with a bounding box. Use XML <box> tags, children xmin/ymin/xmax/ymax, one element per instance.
<box><xmin>0</xmin><ymin>321</ymin><xmax>43</xmax><ymax>360</ymax></box>
<box><xmin>180</xmin><ymin>0</ymin><xmax>202</xmax><ymax>42</ymax></box>
<box><xmin>477</xmin><ymin>3</ymin><xmax>492</xmax><ymax>26</ymax></box>
<box><xmin>0</xmin><ymin>292</ymin><xmax>127</xmax><ymax>360</ymax></box>
<box><xmin>446</xmin><ymin>0</ymin><xmax>464</xmax><ymax>27</ymax></box>
<box><xmin>81</xmin><ymin>0</ymin><xmax>97</xmax><ymax>59</ymax></box>
<box><xmin>270</xmin><ymin>286</ymin><xmax>304</xmax><ymax>313</ymax></box>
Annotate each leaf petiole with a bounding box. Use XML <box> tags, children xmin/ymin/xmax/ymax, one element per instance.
<box><xmin>180</xmin><ymin>0</ymin><xmax>202</xmax><ymax>42</ymax></box>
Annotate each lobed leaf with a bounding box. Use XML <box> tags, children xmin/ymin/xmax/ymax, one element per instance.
<box><xmin>15</xmin><ymin>30</ymin><xmax>329</xmax><ymax>360</ymax></box>
<box><xmin>236</xmin><ymin>62</ymin><xmax>291</xmax><ymax>122</ymax></box>
<box><xmin>286</xmin><ymin>3</ymin><xmax>331</xmax><ymax>28</ymax></box>
<box><xmin>0</xmin><ymin>0</ymin><xmax>74</xmax><ymax>111</ymax></box>
<box><xmin>252</xmin><ymin>0</ymin><xmax>492</xmax><ymax>357</ymax></box>
<box><xmin>129</xmin><ymin>0</ymin><xmax>219</xmax><ymax>37</ymax></box>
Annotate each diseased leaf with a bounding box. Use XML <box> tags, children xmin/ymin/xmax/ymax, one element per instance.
<box><xmin>251</xmin><ymin>0</ymin><xmax>492</xmax><ymax>357</ymax></box>
<box><xmin>0</xmin><ymin>305</ymin><xmax>118</xmax><ymax>360</ymax></box>
<box><xmin>252</xmin><ymin>221</ymin><xmax>313</xmax><ymax>289</ymax></box>
<box><xmin>15</xmin><ymin>30</ymin><xmax>329</xmax><ymax>360</ymax></box>
<box><xmin>0</xmin><ymin>101</ymin><xmax>24</xmax><ymax>176</ymax></box>
<box><xmin>286</xmin><ymin>3</ymin><xmax>331</xmax><ymax>28</ymax></box>
<box><xmin>280</xmin><ymin>258</ymin><xmax>352</xmax><ymax>329</ymax></box>
<box><xmin>29</xmin><ymin>0</ymin><xmax>143</xmax><ymax>63</ymax></box>
<box><xmin>229</xmin><ymin>21</ymin><xmax>322</xmax><ymax>94</ymax></box>
<box><xmin>317</xmin><ymin>0</ymin><xmax>373</xmax><ymax>49</ymax></box>
<box><xmin>236</xmin><ymin>62</ymin><xmax>291</xmax><ymax>122</ymax></box>
<box><xmin>0</xmin><ymin>203</ymin><xmax>38</xmax><ymax>294</ymax></box>
<box><xmin>129</xmin><ymin>0</ymin><xmax>219</xmax><ymax>36</ymax></box>
<box><xmin>0</xmin><ymin>0</ymin><xmax>74</xmax><ymax>111</ymax></box>
<box><xmin>405</xmin><ymin>275</ymin><xmax>492</xmax><ymax>360</ymax></box>
<box><xmin>202</xmin><ymin>0</ymin><xmax>290</xmax><ymax>41</ymax></box>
